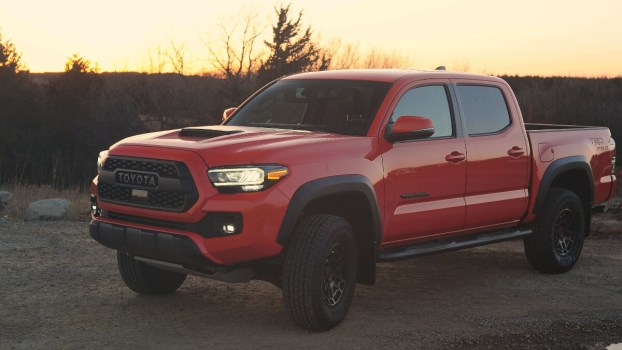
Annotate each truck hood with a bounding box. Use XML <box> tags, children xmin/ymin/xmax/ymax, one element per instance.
<box><xmin>110</xmin><ymin>125</ymin><xmax>375</xmax><ymax>166</ymax></box>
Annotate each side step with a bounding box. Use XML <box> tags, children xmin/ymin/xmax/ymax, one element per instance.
<box><xmin>378</xmin><ymin>228</ymin><xmax>533</xmax><ymax>262</ymax></box>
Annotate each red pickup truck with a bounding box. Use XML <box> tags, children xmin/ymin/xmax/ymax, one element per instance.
<box><xmin>90</xmin><ymin>70</ymin><xmax>617</xmax><ymax>331</ymax></box>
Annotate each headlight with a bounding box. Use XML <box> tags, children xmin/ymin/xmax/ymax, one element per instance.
<box><xmin>207</xmin><ymin>165</ymin><xmax>289</xmax><ymax>192</ymax></box>
<box><xmin>97</xmin><ymin>150</ymin><xmax>109</xmax><ymax>174</ymax></box>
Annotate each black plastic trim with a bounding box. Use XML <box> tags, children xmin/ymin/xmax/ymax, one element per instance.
<box><xmin>534</xmin><ymin>155</ymin><xmax>594</xmax><ymax>214</ymax></box>
<box><xmin>276</xmin><ymin>175</ymin><xmax>382</xmax><ymax>245</ymax></box>
<box><xmin>525</xmin><ymin>123</ymin><xmax>608</xmax><ymax>131</ymax></box>
<box><xmin>89</xmin><ymin>220</ymin><xmax>216</xmax><ymax>272</ymax></box>
<box><xmin>179</xmin><ymin>128</ymin><xmax>243</xmax><ymax>138</ymax></box>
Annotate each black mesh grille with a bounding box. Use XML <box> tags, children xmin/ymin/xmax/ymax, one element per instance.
<box><xmin>98</xmin><ymin>183</ymin><xmax>131</xmax><ymax>202</ymax></box>
<box><xmin>147</xmin><ymin>191</ymin><xmax>185</xmax><ymax>209</ymax></box>
<box><xmin>103</xmin><ymin>158</ymin><xmax>179</xmax><ymax>178</ymax></box>
<box><xmin>98</xmin><ymin>183</ymin><xmax>185</xmax><ymax>209</ymax></box>
<box><xmin>98</xmin><ymin>156</ymin><xmax>197</xmax><ymax>212</ymax></box>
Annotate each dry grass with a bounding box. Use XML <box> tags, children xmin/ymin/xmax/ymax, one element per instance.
<box><xmin>0</xmin><ymin>184</ymin><xmax>90</xmax><ymax>221</ymax></box>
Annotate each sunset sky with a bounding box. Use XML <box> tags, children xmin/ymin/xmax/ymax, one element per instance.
<box><xmin>1</xmin><ymin>0</ymin><xmax>621</xmax><ymax>76</ymax></box>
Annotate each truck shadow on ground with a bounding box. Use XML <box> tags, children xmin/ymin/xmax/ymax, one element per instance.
<box><xmin>93</xmin><ymin>242</ymin><xmax>555</xmax><ymax>335</ymax></box>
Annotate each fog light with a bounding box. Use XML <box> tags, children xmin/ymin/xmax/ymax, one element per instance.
<box><xmin>90</xmin><ymin>195</ymin><xmax>100</xmax><ymax>217</ymax></box>
<box><xmin>197</xmin><ymin>213</ymin><xmax>243</xmax><ymax>237</ymax></box>
<box><xmin>223</xmin><ymin>224</ymin><xmax>236</xmax><ymax>234</ymax></box>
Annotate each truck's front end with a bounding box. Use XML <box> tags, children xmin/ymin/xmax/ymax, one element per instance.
<box><xmin>90</xmin><ymin>137</ymin><xmax>295</xmax><ymax>282</ymax></box>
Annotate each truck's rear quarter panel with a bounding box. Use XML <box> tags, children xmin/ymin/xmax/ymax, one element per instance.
<box><xmin>524</xmin><ymin>125</ymin><xmax>616</xmax><ymax>222</ymax></box>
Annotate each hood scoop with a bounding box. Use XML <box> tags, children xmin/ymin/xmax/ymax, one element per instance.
<box><xmin>179</xmin><ymin>128</ymin><xmax>243</xmax><ymax>138</ymax></box>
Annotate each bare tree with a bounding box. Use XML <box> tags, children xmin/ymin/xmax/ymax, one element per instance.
<box><xmin>322</xmin><ymin>40</ymin><xmax>413</xmax><ymax>70</ymax></box>
<box><xmin>147</xmin><ymin>45</ymin><xmax>167</xmax><ymax>73</ymax></box>
<box><xmin>168</xmin><ymin>41</ymin><xmax>187</xmax><ymax>75</ymax></box>
<box><xmin>322</xmin><ymin>39</ymin><xmax>361</xmax><ymax>70</ymax></box>
<box><xmin>206</xmin><ymin>13</ymin><xmax>263</xmax><ymax>80</ymax></box>
<box><xmin>451</xmin><ymin>61</ymin><xmax>471</xmax><ymax>72</ymax></box>
<box><xmin>204</xmin><ymin>11</ymin><xmax>264</xmax><ymax>106</ymax></box>
<box><xmin>363</xmin><ymin>47</ymin><xmax>411</xmax><ymax>68</ymax></box>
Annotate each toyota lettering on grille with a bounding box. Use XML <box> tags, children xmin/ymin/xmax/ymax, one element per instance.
<box><xmin>115</xmin><ymin>170</ymin><xmax>159</xmax><ymax>189</ymax></box>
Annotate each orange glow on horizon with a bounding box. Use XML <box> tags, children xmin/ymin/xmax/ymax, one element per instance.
<box><xmin>1</xmin><ymin>0</ymin><xmax>621</xmax><ymax>77</ymax></box>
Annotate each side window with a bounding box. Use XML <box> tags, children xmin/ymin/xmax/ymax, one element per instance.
<box><xmin>456</xmin><ymin>85</ymin><xmax>511</xmax><ymax>135</ymax></box>
<box><xmin>391</xmin><ymin>85</ymin><xmax>453</xmax><ymax>138</ymax></box>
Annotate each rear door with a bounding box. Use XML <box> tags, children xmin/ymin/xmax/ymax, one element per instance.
<box><xmin>452</xmin><ymin>80</ymin><xmax>530</xmax><ymax>228</ymax></box>
<box><xmin>380</xmin><ymin>79</ymin><xmax>467</xmax><ymax>244</ymax></box>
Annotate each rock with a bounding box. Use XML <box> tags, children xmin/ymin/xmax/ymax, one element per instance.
<box><xmin>26</xmin><ymin>198</ymin><xmax>71</xmax><ymax>221</ymax></box>
<box><xmin>605</xmin><ymin>199</ymin><xmax>621</xmax><ymax>214</ymax></box>
<box><xmin>598</xmin><ymin>219</ymin><xmax>622</xmax><ymax>234</ymax></box>
<box><xmin>0</xmin><ymin>191</ymin><xmax>11</xmax><ymax>204</ymax></box>
<box><xmin>593</xmin><ymin>218</ymin><xmax>622</xmax><ymax>234</ymax></box>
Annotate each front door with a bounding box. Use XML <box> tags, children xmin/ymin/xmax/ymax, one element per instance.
<box><xmin>380</xmin><ymin>80</ymin><xmax>467</xmax><ymax>245</ymax></box>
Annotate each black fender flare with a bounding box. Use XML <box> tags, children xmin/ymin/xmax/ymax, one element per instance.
<box><xmin>276</xmin><ymin>174</ymin><xmax>382</xmax><ymax>246</ymax></box>
<box><xmin>534</xmin><ymin>155</ymin><xmax>594</xmax><ymax>214</ymax></box>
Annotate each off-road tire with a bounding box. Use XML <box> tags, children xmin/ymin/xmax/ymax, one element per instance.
<box><xmin>117</xmin><ymin>251</ymin><xmax>187</xmax><ymax>295</ymax></box>
<box><xmin>283</xmin><ymin>214</ymin><xmax>358</xmax><ymax>331</ymax></box>
<box><xmin>524</xmin><ymin>188</ymin><xmax>585</xmax><ymax>273</ymax></box>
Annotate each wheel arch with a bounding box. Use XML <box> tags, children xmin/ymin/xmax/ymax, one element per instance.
<box><xmin>534</xmin><ymin>156</ymin><xmax>594</xmax><ymax>235</ymax></box>
<box><xmin>535</xmin><ymin>156</ymin><xmax>594</xmax><ymax>213</ymax></box>
<box><xmin>277</xmin><ymin>175</ymin><xmax>382</xmax><ymax>285</ymax></box>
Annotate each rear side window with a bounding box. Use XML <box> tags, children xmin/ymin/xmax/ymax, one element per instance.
<box><xmin>390</xmin><ymin>85</ymin><xmax>453</xmax><ymax>138</ymax></box>
<box><xmin>456</xmin><ymin>85</ymin><xmax>511</xmax><ymax>135</ymax></box>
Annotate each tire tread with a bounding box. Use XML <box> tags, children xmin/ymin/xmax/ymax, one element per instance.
<box><xmin>283</xmin><ymin>214</ymin><xmax>356</xmax><ymax>331</ymax></box>
<box><xmin>524</xmin><ymin>188</ymin><xmax>585</xmax><ymax>274</ymax></box>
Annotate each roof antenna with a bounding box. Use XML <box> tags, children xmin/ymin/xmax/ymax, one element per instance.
<box><xmin>435</xmin><ymin>66</ymin><xmax>446</xmax><ymax>71</ymax></box>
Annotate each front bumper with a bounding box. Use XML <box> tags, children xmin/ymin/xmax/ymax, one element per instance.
<box><xmin>90</xmin><ymin>220</ymin><xmax>216</xmax><ymax>272</ymax></box>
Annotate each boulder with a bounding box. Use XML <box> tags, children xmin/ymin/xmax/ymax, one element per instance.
<box><xmin>0</xmin><ymin>191</ymin><xmax>11</xmax><ymax>213</ymax></box>
<box><xmin>0</xmin><ymin>191</ymin><xmax>11</xmax><ymax>205</ymax></box>
<box><xmin>26</xmin><ymin>198</ymin><xmax>71</xmax><ymax>221</ymax></box>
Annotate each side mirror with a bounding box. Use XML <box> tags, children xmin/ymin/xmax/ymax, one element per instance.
<box><xmin>222</xmin><ymin>107</ymin><xmax>237</xmax><ymax>122</ymax></box>
<box><xmin>386</xmin><ymin>116</ymin><xmax>435</xmax><ymax>142</ymax></box>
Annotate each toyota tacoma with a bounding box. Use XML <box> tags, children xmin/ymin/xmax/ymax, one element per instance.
<box><xmin>90</xmin><ymin>69</ymin><xmax>617</xmax><ymax>330</ymax></box>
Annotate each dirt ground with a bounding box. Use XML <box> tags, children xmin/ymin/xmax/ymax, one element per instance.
<box><xmin>1</xmin><ymin>218</ymin><xmax>621</xmax><ymax>350</ymax></box>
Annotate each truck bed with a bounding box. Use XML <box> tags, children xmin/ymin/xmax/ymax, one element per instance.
<box><xmin>524</xmin><ymin>123</ymin><xmax>616</xmax><ymax>222</ymax></box>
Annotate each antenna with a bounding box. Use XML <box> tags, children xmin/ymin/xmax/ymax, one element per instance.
<box><xmin>435</xmin><ymin>66</ymin><xmax>446</xmax><ymax>71</ymax></box>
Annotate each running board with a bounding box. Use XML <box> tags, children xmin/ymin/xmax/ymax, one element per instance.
<box><xmin>378</xmin><ymin>228</ymin><xmax>533</xmax><ymax>262</ymax></box>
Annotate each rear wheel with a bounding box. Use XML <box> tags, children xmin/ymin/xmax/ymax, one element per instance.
<box><xmin>117</xmin><ymin>251</ymin><xmax>187</xmax><ymax>295</ymax></box>
<box><xmin>282</xmin><ymin>214</ymin><xmax>357</xmax><ymax>331</ymax></box>
<box><xmin>524</xmin><ymin>188</ymin><xmax>585</xmax><ymax>273</ymax></box>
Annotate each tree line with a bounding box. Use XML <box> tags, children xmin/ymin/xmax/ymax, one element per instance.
<box><xmin>1</xmin><ymin>5</ymin><xmax>620</xmax><ymax>187</ymax></box>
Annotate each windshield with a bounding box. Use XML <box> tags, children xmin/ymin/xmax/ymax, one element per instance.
<box><xmin>226</xmin><ymin>79</ymin><xmax>392</xmax><ymax>136</ymax></box>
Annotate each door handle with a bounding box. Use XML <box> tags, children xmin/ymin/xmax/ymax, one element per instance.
<box><xmin>508</xmin><ymin>146</ymin><xmax>525</xmax><ymax>157</ymax></box>
<box><xmin>445</xmin><ymin>151</ymin><xmax>466</xmax><ymax>163</ymax></box>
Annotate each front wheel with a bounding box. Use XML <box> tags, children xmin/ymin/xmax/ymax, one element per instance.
<box><xmin>117</xmin><ymin>251</ymin><xmax>187</xmax><ymax>295</ymax></box>
<box><xmin>524</xmin><ymin>188</ymin><xmax>585</xmax><ymax>273</ymax></box>
<box><xmin>282</xmin><ymin>214</ymin><xmax>358</xmax><ymax>331</ymax></box>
